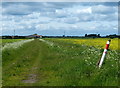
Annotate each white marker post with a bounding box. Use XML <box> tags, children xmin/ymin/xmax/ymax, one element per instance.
<box><xmin>98</xmin><ymin>40</ymin><xmax>111</xmax><ymax>68</ymax></box>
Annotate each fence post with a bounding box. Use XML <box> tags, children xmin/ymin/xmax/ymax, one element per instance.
<box><xmin>98</xmin><ymin>40</ymin><xmax>111</xmax><ymax>68</ymax></box>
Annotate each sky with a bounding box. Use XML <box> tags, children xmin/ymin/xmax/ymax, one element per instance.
<box><xmin>1</xmin><ymin>2</ymin><xmax>118</xmax><ymax>36</ymax></box>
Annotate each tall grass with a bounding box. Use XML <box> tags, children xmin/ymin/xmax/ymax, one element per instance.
<box><xmin>1</xmin><ymin>39</ymin><xmax>27</xmax><ymax>47</ymax></box>
<box><xmin>56</xmin><ymin>38</ymin><xmax>119</xmax><ymax>50</ymax></box>
<box><xmin>43</xmin><ymin>38</ymin><xmax>118</xmax><ymax>86</ymax></box>
<box><xmin>2</xmin><ymin>38</ymin><xmax>119</xmax><ymax>86</ymax></box>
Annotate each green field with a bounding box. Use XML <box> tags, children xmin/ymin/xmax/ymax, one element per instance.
<box><xmin>1</xmin><ymin>39</ymin><xmax>27</xmax><ymax>47</ymax></box>
<box><xmin>2</xmin><ymin>38</ymin><xmax>119</xmax><ymax>86</ymax></box>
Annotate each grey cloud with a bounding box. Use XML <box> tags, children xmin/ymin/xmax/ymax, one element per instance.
<box><xmin>2</xmin><ymin>3</ymin><xmax>32</xmax><ymax>15</ymax></box>
<box><xmin>92</xmin><ymin>5</ymin><xmax>117</xmax><ymax>14</ymax></box>
<box><xmin>2</xmin><ymin>2</ymin><xmax>76</xmax><ymax>15</ymax></box>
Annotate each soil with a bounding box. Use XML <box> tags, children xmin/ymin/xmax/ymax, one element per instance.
<box><xmin>22</xmin><ymin>74</ymin><xmax>37</xmax><ymax>83</ymax></box>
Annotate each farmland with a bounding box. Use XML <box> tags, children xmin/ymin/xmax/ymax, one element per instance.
<box><xmin>1</xmin><ymin>39</ymin><xmax>27</xmax><ymax>47</ymax></box>
<box><xmin>2</xmin><ymin>38</ymin><xmax>119</xmax><ymax>86</ymax></box>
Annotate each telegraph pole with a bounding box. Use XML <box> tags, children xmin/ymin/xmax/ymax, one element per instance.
<box><xmin>13</xmin><ymin>29</ymin><xmax>15</xmax><ymax>39</ymax></box>
<box><xmin>63</xmin><ymin>30</ymin><xmax>65</xmax><ymax>37</ymax></box>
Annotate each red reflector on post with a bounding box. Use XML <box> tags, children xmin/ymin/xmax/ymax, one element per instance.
<box><xmin>98</xmin><ymin>40</ymin><xmax>111</xmax><ymax>68</ymax></box>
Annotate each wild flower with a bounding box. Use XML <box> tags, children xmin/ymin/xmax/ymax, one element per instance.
<box><xmin>111</xmin><ymin>65</ymin><xmax>114</xmax><ymax>67</ymax></box>
<box><xmin>39</xmin><ymin>39</ymin><xmax>54</xmax><ymax>46</ymax></box>
<box><xmin>58</xmin><ymin>38</ymin><xmax>119</xmax><ymax>50</ymax></box>
<box><xmin>1</xmin><ymin>39</ymin><xmax>34</xmax><ymax>50</ymax></box>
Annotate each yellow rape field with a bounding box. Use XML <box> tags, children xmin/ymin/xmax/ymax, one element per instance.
<box><xmin>58</xmin><ymin>38</ymin><xmax>119</xmax><ymax>50</ymax></box>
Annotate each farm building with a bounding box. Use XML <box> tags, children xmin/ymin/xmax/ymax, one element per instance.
<box><xmin>26</xmin><ymin>34</ymin><xmax>42</xmax><ymax>38</ymax></box>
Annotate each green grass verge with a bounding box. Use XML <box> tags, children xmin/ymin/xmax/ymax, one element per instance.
<box><xmin>2</xmin><ymin>39</ymin><xmax>119</xmax><ymax>86</ymax></box>
<box><xmin>1</xmin><ymin>39</ymin><xmax>27</xmax><ymax>47</ymax></box>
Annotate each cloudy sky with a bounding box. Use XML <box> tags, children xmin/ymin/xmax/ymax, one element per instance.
<box><xmin>1</xmin><ymin>2</ymin><xmax>118</xmax><ymax>36</ymax></box>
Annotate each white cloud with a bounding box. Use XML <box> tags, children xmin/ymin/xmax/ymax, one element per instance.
<box><xmin>3</xmin><ymin>4</ymin><xmax>31</xmax><ymax>15</ymax></box>
<box><xmin>35</xmin><ymin>24</ymin><xmax>50</xmax><ymax>30</ymax></box>
<box><xmin>2</xmin><ymin>2</ymin><xmax>118</xmax><ymax>35</ymax></box>
<box><xmin>55</xmin><ymin>17</ymin><xmax>80</xmax><ymax>24</ymax></box>
<box><xmin>55</xmin><ymin>9</ymin><xmax>68</xmax><ymax>17</ymax></box>
<box><xmin>27</xmin><ymin>12</ymin><xmax>41</xmax><ymax>19</ymax></box>
<box><xmin>76</xmin><ymin>7</ymin><xmax>92</xmax><ymax>14</ymax></box>
<box><xmin>92</xmin><ymin>5</ymin><xmax>117</xmax><ymax>14</ymax></box>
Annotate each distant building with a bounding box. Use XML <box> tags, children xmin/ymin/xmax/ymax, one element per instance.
<box><xmin>2</xmin><ymin>34</ymin><xmax>42</xmax><ymax>39</ymax></box>
<box><xmin>85</xmin><ymin>34</ymin><xmax>101</xmax><ymax>38</ymax></box>
<box><xmin>26</xmin><ymin>34</ymin><xmax>42</xmax><ymax>38</ymax></box>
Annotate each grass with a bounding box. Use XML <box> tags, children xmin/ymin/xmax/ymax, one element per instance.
<box><xmin>1</xmin><ymin>39</ymin><xmax>26</xmax><ymax>47</ymax></box>
<box><xmin>55</xmin><ymin>38</ymin><xmax>119</xmax><ymax>50</ymax></box>
<box><xmin>2</xmin><ymin>38</ymin><xmax>119</xmax><ymax>86</ymax></box>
